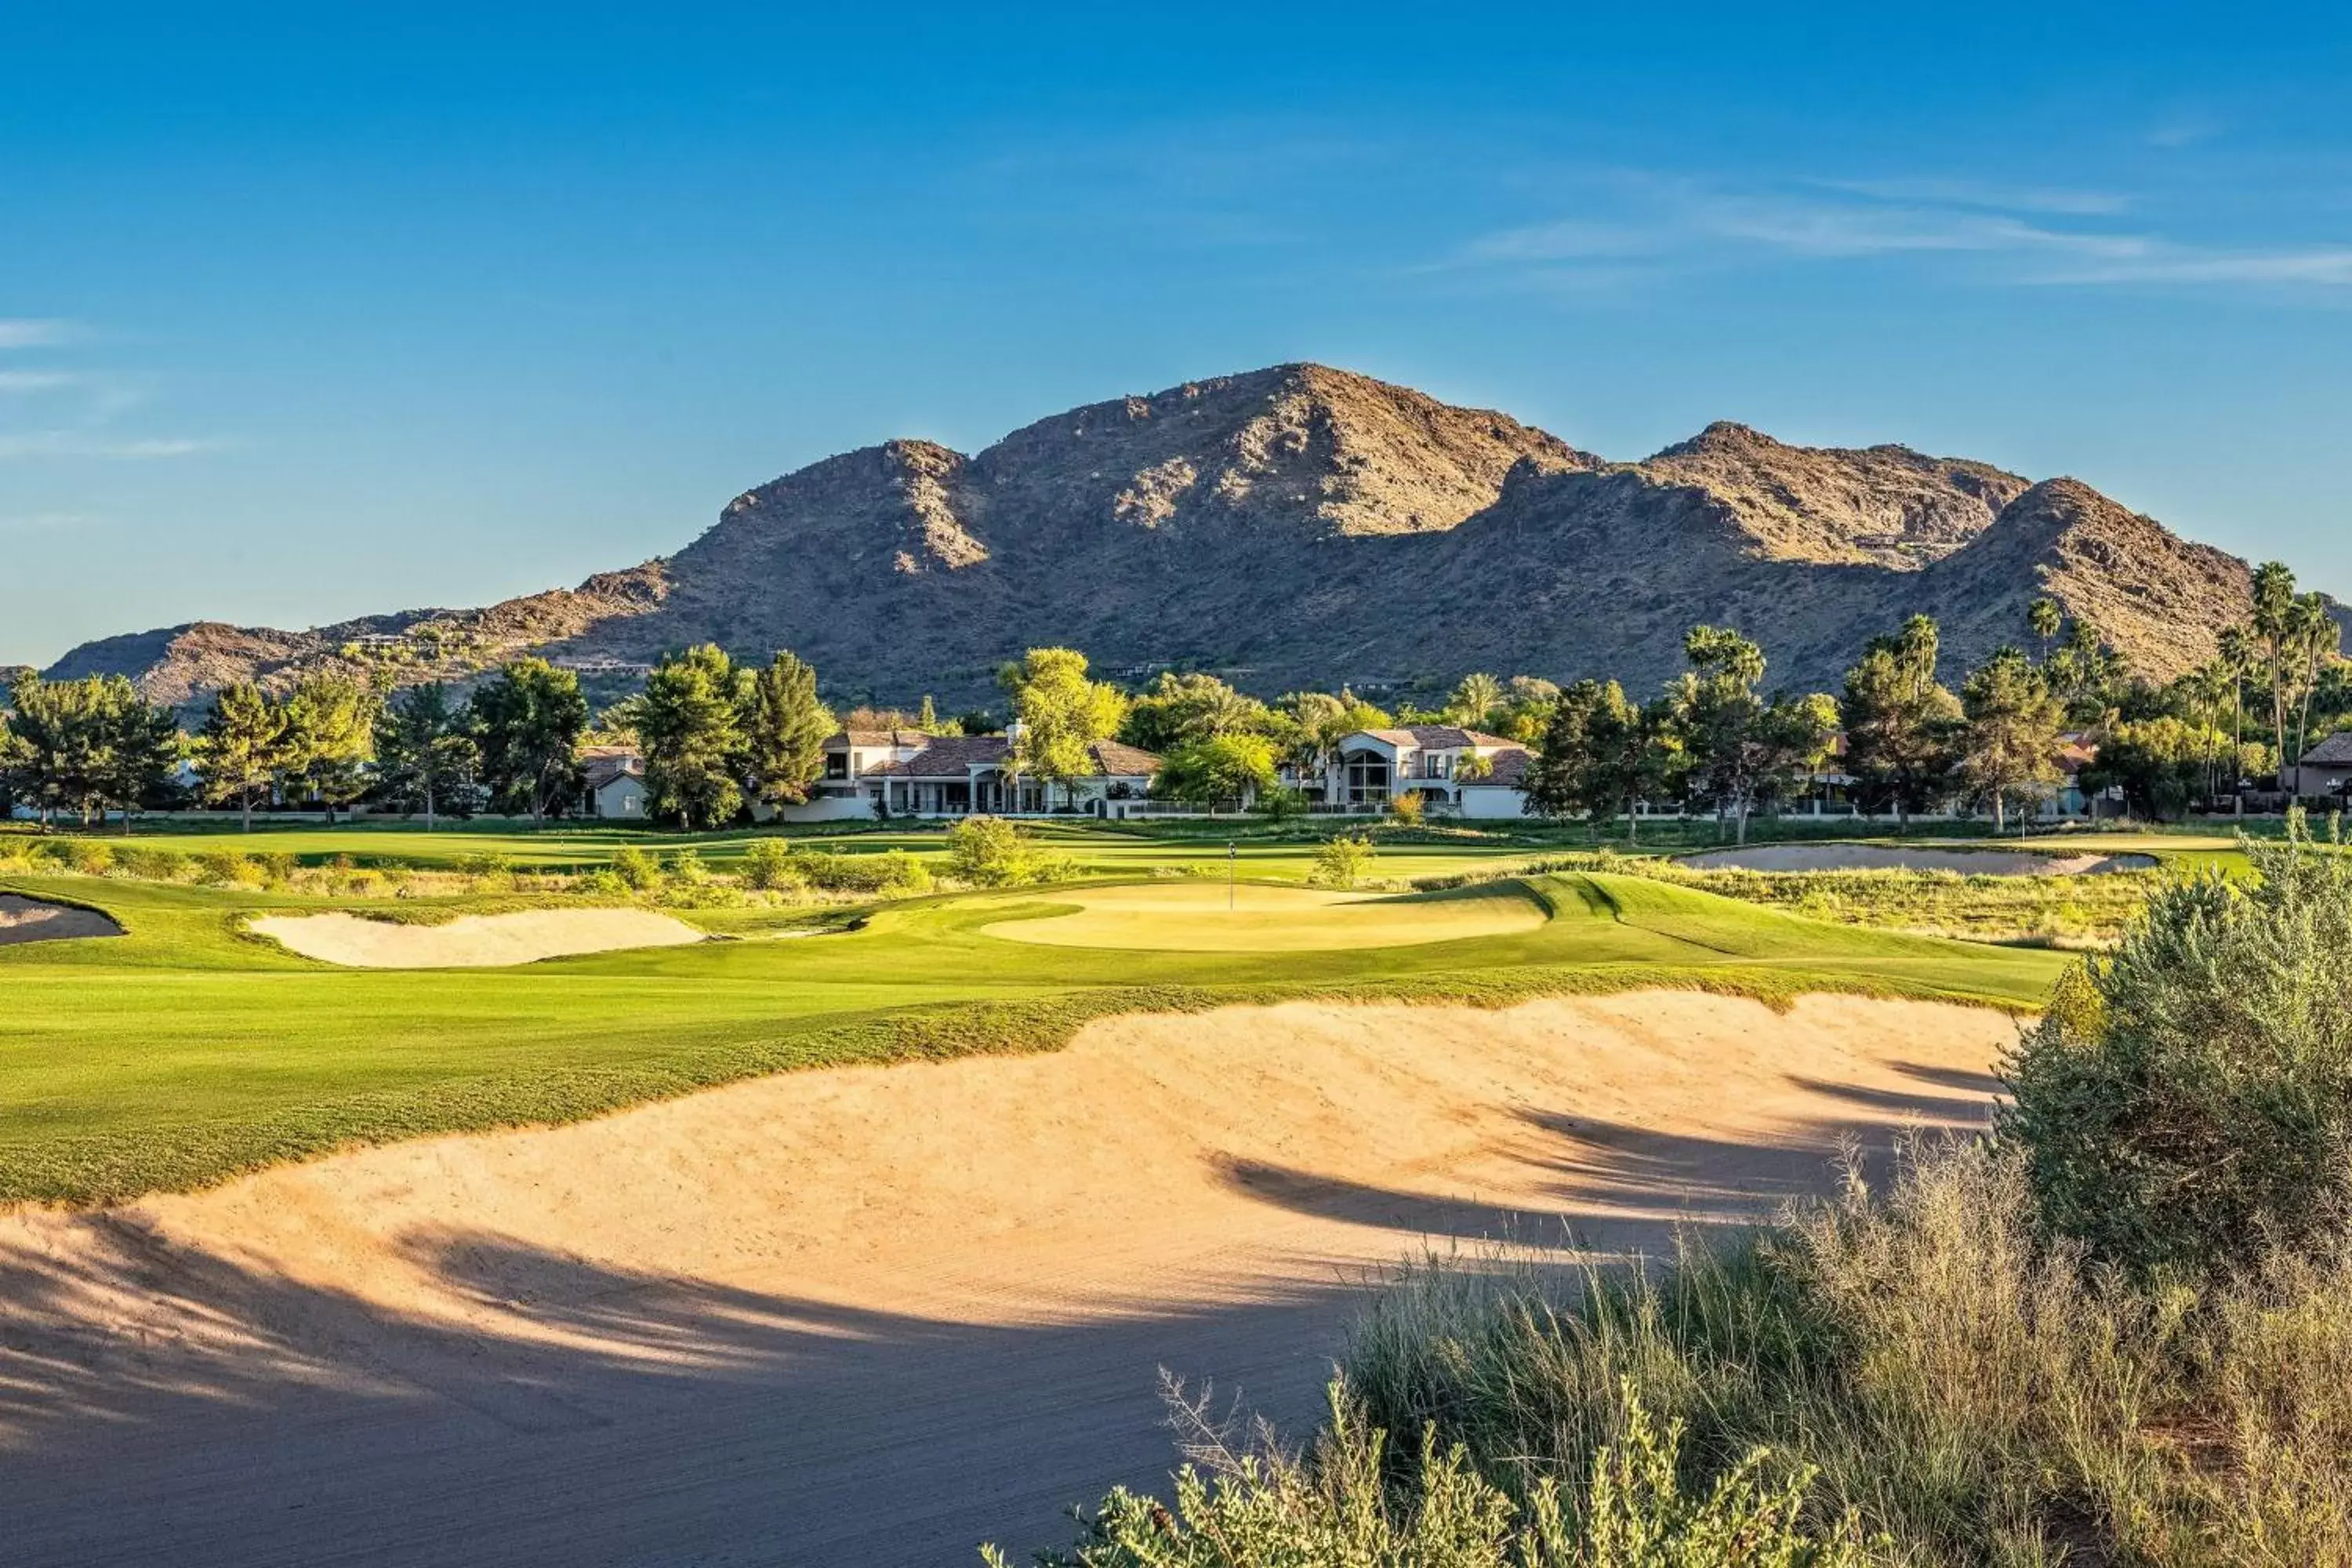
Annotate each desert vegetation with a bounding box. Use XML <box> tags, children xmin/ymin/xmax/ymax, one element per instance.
<box><xmin>1018</xmin><ymin>821</ymin><xmax>2352</xmax><ymax>1566</ymax></box>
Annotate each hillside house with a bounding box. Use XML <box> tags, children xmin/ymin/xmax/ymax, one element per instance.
<box><xmin>1321</xmin><ymin>727</ymin><xmax>1534</xmax><ymax>819</ymax></box>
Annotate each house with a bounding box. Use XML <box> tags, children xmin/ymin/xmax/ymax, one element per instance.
<box><xmin>1321</xmin><ymin>727</ymin><xmax>1534</xmax><ymax>819</ymax></box>
<box><xmin>2292</xmin><ymin>731</ymin><xmax>2352</xmax><ymax>801</ymax></box>
<box><xmin>863</xmin><ymin>727</ymin><xmax>1160</xmax><ymax>818</ymax></box>
<box><xmin>761</xmin><ymin>729</ymin><xmax>929</xmax><ymax>823</ymax></box>
<box><xmin>582</xmin><ymin>746</ymin><xmax>647</xmax><ymax>820</ymax></box>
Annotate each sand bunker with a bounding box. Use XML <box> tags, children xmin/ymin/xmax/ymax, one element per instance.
<box><xmin>0</xmin><ymin>990</ymin><xmax>2019</xmax><ymax>1565</ymax></box>
<box><xmin>0</xmin><ymin>893</ymin><xmax>122</xmax><ymax>946</ymax></box>
<box><xmin>250</xmin><ymin>907</ymin><xmax>706</xmax><ymax>967</ymax></box>
<box><xmin>983</xmin><ymin>880</ymin><xmax>1548</xmax><ymax>951</ymax></box>
<box><xmin>1682</xmin><ymin>843</ymin><xmax>2155</xmax><ymax>876</ymax></box>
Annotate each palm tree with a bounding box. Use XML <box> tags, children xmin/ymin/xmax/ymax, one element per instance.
<box><xmin>2218</xmin><ymin>624</ymin><xmax>2254</xmax><ymax>804</ymax></box>
<box><xmin>2251</xmin><ymin>561</ymin><xmax>2298</xmax><ymax>786</ymax></box>
<box><xmin>2292</xmin><ymin>593</ymin><xmax>2341</xmax><ymax>783</ymax></box>
<box><xmin>2027</xmin><ymin>597</ymin><xmax>2063</xmax><ymax>663</ymax></box>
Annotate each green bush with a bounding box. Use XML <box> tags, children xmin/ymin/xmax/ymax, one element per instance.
<box><xmin>576</xmin><ymin>868</ymin><xmax>631</xmax><ymax>898</ymax></box>
<box><xmin>2002</xmin><ymin>815</ymin><xmax>2352</xmax><ymax>1277</ymax></box>
<box><xmin>1309</xmin><ymin>833</ymin><xmax>1375</xmax><ymax>890</ymax></box>
<box><xmin>255</xmin><ymin>850</ymin><xmax>299</xmax><ymax>886</ymax></box>
<box><xmin>740</xmin><ymin>837</ymin><xmax>805</xmax><ymax>892</ymax></box>
<box><xmin>945</xmin><ymin>815</ymin><xmax>1069</xmax><ymax>887</ymax></box>
<box><xmin>452</xmin><ymin>851</ymin><xmax>512</xmax><ymax>878</ymax></box>
<box><xmin>67</xmin><ymin>840</ymin><xmax>115</xmax><ymax>877</ymax></box>
<box><xmin>610</xmin><ymin>844</ymin><xmax>662</xmax><ymax>892</ymax></box>
<box><xmin>997</xmin><ymin>1381</ymin><xmax>1871</xmax><ymax>1567</ymax></box>
<box><xmin>115</xmin><ymin>846</ymin><xmax>190</xmax><ymax>882</ymax></box>
<box><xmin>797</xmin><ymin>848</ymin><xmax>932</xmax><ymax>895</ymax></box>
<box><xmin>194</xmin><ymin>851</ymin><xmax>261</xmax><ymax>887</ymax></box>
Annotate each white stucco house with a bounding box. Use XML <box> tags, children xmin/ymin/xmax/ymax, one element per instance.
<box><xmin>759</xmin><ymin>728</ymin><xmax>931</xmax><ymax>823</ymax></box>
<box><xmin>1319</xmin><ymin>726</ymin><xmax>1535</xmax><ymax>819</ymax></box>
<box><xmin>863</xmin><ymin>728</ymin><xmax>1161</xmax><ymax>818</ymax></box>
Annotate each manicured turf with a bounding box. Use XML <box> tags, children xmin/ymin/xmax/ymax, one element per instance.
<box><xmin>978</xmin><ymin>881</ymin><xmax>1549</xmax><ymax>951</ymax></box>
<box><xmin>0</xmin><ymin>862</ymin><xmax>2069</xmax><ymax>1207</ymax></box>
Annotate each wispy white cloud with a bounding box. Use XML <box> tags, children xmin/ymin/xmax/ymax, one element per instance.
<box><xmin>0</xmin><ymin>370</ymin><xmax>82</xmax><ymax>394</ymax></box>
<box><xmin>0</xmin><ymin>430</ymin><xmax>221</xmax><ymax>461</ymax></box>
<box><xmin>0</xmin><ymin>510</ymin><xmax>105</xmax><ymax>535</ymax></box>
<box><xmin>1446</xmin><ymin>174</ymin><xmax>2352</xmax><ymax>294</ymax></box>
<box><xmin>0</xmin><ymin>319</ymin><xmax>77</xmax><ymax>350</ymax></box>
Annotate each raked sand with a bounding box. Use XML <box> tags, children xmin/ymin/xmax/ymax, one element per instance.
<box><xmin>0</xmin><ymin>991</ymin><xmax>2022</xmax><ymax>1566</ymax></box>
<box><xmin>250</xmin><ymin>906</ymin><xmax>707</xmax><ymax>967</ymax></box>
<box><xmin>0</xmin><ymin>893</ymin><xmax>122</xmax><ymax>946</ymax></box>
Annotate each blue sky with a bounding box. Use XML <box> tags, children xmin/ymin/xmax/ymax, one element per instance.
<box><xmin>5</xmin><ymin>2</ymin><xmax>2350</xmax><ymax>666</ymax></box>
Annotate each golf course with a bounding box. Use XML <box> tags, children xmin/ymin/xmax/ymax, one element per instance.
<box><xmin>0</xmin><ymin>821</ymin><xmax>2227</xmax><ymax>1564</ymax></box>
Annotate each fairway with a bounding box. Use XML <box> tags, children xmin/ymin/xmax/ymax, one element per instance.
<box><xmin>0</xmin><ymin>861</ymin><xmax>2069</xmax><ymax>1207</ymax></box>
<box><xmin>979</xmin><ymin>880</ymin><xmax>1548</xmax><ymax>951</ymax></box>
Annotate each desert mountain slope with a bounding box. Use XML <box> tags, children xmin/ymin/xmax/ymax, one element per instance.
<box><xmin>45</xmin><ymin>364</ymin><xmax>2328</xmax><ymax>710</ymax></box>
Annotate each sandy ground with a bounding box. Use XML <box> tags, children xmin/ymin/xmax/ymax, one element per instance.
<box><xmin>984</xmin><ymin>880</ymin><xmax>1548</xmax><ymax>950</ymax></box>
<box><xmin>0</xmin><ymin>992</ymin><xmax>2020</xmax><ymax>1566</ymax></box>
<box><xmin>1681</xmin><ymin>843</ymin><xmax>2156</xmax><ymax>876</ymax></box>
<box><xmin>249</xmin><ymin>907</ymin><xmax>707</xmax><ymax>967</ymax></box>
<box><xmin>0</xmin><ymin>892</ymin><xmax>122</xmax><ymax>946</ymax></box>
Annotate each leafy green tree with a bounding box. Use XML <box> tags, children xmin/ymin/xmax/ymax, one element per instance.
<box><xmin>1496</xmin><ymin>676</ymin><xmax>1560</xmax><ymax>742</ymax></box>
<box><xmin>740</xmin><ymin>650</ymin><xmax>833</xmax><ymax>810</ymax></box>
<box><xmin>1001</xmin><ymin>647</ymin><xmax>1127</xmax><ymax>809</ymax></box>
<box><xmin>1155</xmin><ymin>733</ymin><xmax>1279</xmax><ymax>807</ymax></box>
<box><xmin>1119</xmin><ymin>671</ymin><xmax>1269</xmax><ymax>754</ymax></box>
<box><xmin>372</xmin><ymin>682</ymin><xmax>476</xmax><ymax>828</ymax></box>
<box><xmin>469</xmin><ymin>659</ymin><xmax>590</xmax><ymax>821</ymax></box>
<box><xmin>1960</xmin><ymin>648</ymin><xmax>2065</xmax><ymax>833</ymax></box>
<box><xmin>638</xmin><ymin>644</ymin><xmax>749</xmax><ymax>830</ymax></box>
<box><xmin>1523</xmin><ymin>679</ymin><xmax>1670</xmax><ymax>844</ymax></box>
<box><xmin>281</xmin><ymin>673</ymin><xmax>377</xmax><ymax>825</ymax></box>
<box><xmin>1667</xmin><ymin>626</ymin><xmax>1770</xmax><ymax>844</ymax></box>
<box><xmin>200</xmin><ymin>682</ymin><xmax>289</xmax><ymax>831</ymax></box>
<box><xmin>1309</xmin><ymin>833</ymin><xmax>1374</xmax><ymax>889</ymax></box>
<box><xmin>1841</xmin><ymin>615</ymin><xmax>1962</xmax><ymax>830</ymax></box>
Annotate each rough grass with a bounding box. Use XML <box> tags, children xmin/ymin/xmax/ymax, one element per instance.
<box><xmin>0</xmin><ymin>869</ymin><xmax>2063</xmax><ymax>1206</ymax></box>
<box><xmin>1058</xmin><ymin>1139</ymin><xmax>2352</xmax><ymax>1566</ymax></box>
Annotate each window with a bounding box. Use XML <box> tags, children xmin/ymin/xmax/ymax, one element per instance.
<box><xmin>824</xmin><ymin>752</ymin><xmax>850</xmax><ymax>781</ymax></box>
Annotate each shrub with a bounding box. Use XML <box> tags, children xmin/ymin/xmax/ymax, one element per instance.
<box><xmin>1310</xmin><ymin>833</ymin><xmax>1375</xmax><ymax>890</ymax></box>
<box><xmin>194</xmin><ymin>851</ymin><xmax>262</xmax><ymax>887</ymax></box>
<box><xmin>740</xmin><ymin>837</ymin><xmax>805</xmax><ymax>892</ymax></box>
<box><xmin>115</xmin><ymin>847</ymin><xmax>189</xmax><ymax>882</ymax></box>
<box><xmin>997</xmin><ymin>1381</ymin><xmax>1870</xmax><ymax>1567</ymax></box>
<box><xmin>576</xmin><ymin>868</ymin><xmax>631</xmax><ymax>898</ymax></box>
<box><xmin>797</xmin><ymin>848</ymin><xmax>932</xmax><ymax>895</ymax></box>
<box><xmin>1389</xmin><ymin>790</ymin><xmax>1425</xmax><ymax>826</ymax></box>
<box><xmin>666</xmin><ymin>848</ymin><xmax>710</xmax><ymax>884</ymax></box>
<box><xmin>2002</xmin><ymin>815</ymin><xmax>2352</xmax><ymax>1277</ymax></box>
<box><xmin>452</xmin><ymin>851</ymin><xmax>512</xmax><ymax>878</ymax></box>
<box><xmin>946</xmin><ymin>815</ymin><xmax>1068</xmax><ymax>887</ymax></box>
<box><xmin>255</xmin><ymin>851</ymin><xmax>299</xmax><ymax>886</ymax></box>
<box><xmin>610</xmin><ymin>844</ymin><xmax>663</xmax><ymax>892</ymax></box>
<box><xmin>67</xmin><ymin>840</ymin><xmax>115</xmax><ymax>877</ymax></box>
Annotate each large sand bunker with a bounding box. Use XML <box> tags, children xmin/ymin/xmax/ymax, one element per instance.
<box><xmin>0</xmin><ymin>990</ymin><xmax>2019</xmax><ymax>1566</ymax></box>
<box><xmin>250</xmin><ymin>907</ymin><xmax>706</xmax><ymax>967</ymax></box>
<box><xmin>983</xmin><ymin>880</ymin><xmax>1548</xmax><ymax>950</ymax></box>
<box><xmin>1682</xmin><ymin>843</ymin><xmax>2155</xmax><ymax>876</ymax></box>
<box><xmin>0</xmin><ymin>893</ymin><xmax>122</xmax><ymax>947</ymax></box>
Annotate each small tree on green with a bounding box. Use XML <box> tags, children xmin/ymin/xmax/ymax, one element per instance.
<box><xmin>740</xmin><ymin>650</ymin><xmax>833</xmax><ymax>811</ymax></box>
<box><xmin>1002</xmin><ymin>647</ymin><xmax>1127</xmax><ymax>810</ymax></box>
<box><xmin>469</xmin><ymin>659</ymin><xmax>590</xmax><ymax>821</ymax></box>
<box><xmin>1960</xmin><ymin>647</ymin><xmax>2065</xmax><ymax>833</ymax></box>
<box><xmin>373</xmin><ymin>682</ymin><xmax>476</xmax><ymax>829</ymax></box>
<box><xmin>1310</xmin><ymin>833</ymin><xmax>1374</xmax><ymax>889</ymax></box>
<box><xmin>639</xmin><ymin>644</ymin><xmax>749</xmax><ymax>830</ymax></box>
<box><xmin>201</xmin><ymin>683</ymin><xmax>289</xmax><ymax>832</ymax></box>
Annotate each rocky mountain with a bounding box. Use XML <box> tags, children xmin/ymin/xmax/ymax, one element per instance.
<box><xmin>44</xmin><ymin>364</ymin><xmax>2339</xmax><ymax>712</ymax></box>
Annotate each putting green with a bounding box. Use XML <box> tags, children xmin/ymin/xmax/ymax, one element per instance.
<box><xmin>979</xmin><ymin>880</ymin><xmax>1550</xmax><ymax>952</ymax></box>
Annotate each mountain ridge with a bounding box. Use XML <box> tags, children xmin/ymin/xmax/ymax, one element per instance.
<box><xmin>42</xmin><ymin>362</ymin><xmax>2339</xmax><ymax>711</ymax></box>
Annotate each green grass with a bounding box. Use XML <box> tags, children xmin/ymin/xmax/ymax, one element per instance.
<box><xmin>0</xmin><ymin>865</ymin><xmax>2067</xmax><ymax>1207</ymax></box>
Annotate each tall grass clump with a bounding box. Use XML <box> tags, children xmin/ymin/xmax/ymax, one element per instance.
<box><xmin>2002</xmin><ymin>812</ymin><xmax>2352</xmax><ymax>1278</ymax></box>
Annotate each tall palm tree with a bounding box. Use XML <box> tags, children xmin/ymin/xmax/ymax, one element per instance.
<box><xmin>2292</xmin><ymin>593</ymin><xmax>2341</xmax><ymax>782</ymax></box>
<box><xmin>2027</xmin><ymin>597</ymin><xmax>2062</xmax><ymax>664</ymax></box>
<box><xmin>2250</xmin><ymin>562</ymin><xmax>2299</xmax><ymax>786</ymax></box>
<box><xmin>2218</xmin><ymin>623</ymin><xmax>2254</xmax><ymax>798</ymax></box>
